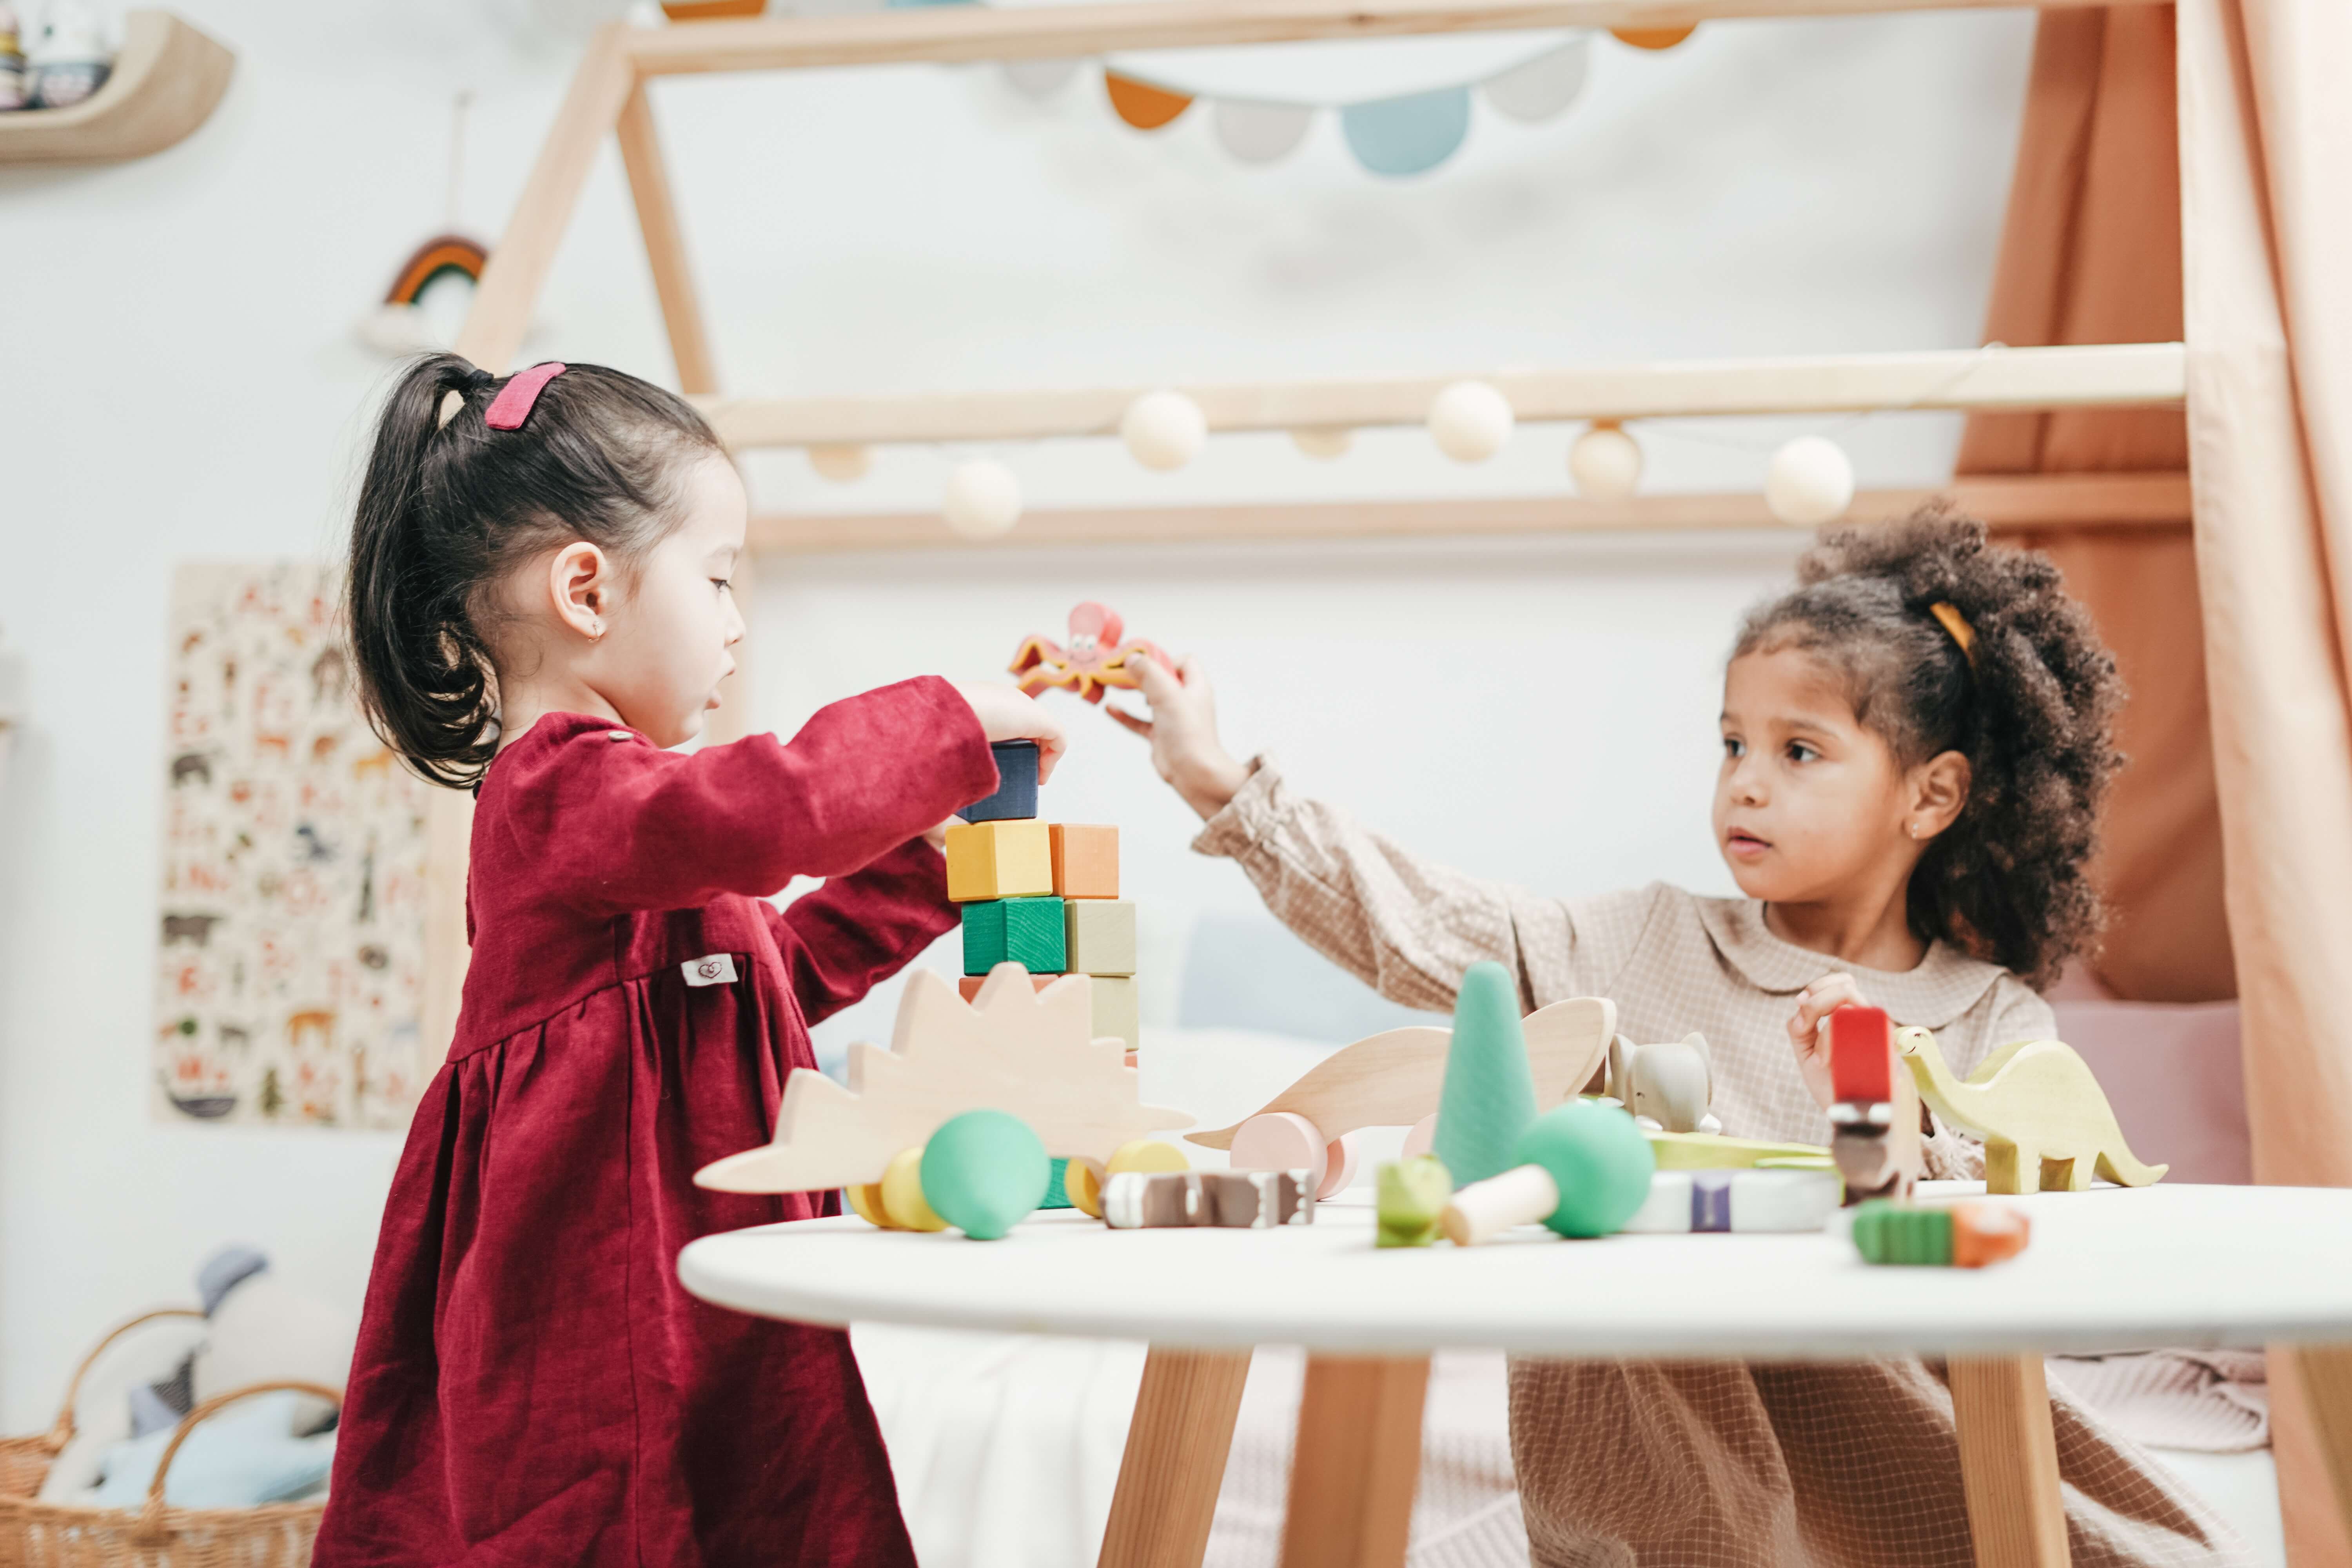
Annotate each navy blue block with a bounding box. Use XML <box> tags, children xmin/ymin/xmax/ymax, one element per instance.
<box><xmin>1692</xmin><ymin>1172</ymin><xmax>1734</xmax><ymax>1233</ymax></box>
<box><xmin>963</xmin><ymin>739</ymin><xmax>1040</xmax><ymax>822</ymax></box>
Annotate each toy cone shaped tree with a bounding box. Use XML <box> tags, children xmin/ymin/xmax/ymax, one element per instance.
<box><xmin>1432</xmin><ymin>961</ymin><xmax>1539</xmax><ymax>1188</ymax></box>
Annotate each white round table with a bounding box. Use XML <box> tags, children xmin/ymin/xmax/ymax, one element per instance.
<box><xmin>680</xmin><ymin>1185</ymin><xmax>2352</xmax><ymax>1568</ymax></box>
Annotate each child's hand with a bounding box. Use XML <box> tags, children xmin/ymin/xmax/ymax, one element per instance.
<box><xmin>1788</xmin><ymin>972</ymin><xmax>1867</xmax><ymax>1109</ymax></box>
<box><xmin>951</xmin><ymin>682</ymin><xmax>1069</xmax><ymax>783</ymax></box>
<box><xmin>923</xmin><ymin>816</ymin><xmax>955</xmax><ymax>850</ymax></box>
<box><xmin>1109</xmin><ymin>654</ymin><xmax>1252</xmax><ymax>822</ymax></box>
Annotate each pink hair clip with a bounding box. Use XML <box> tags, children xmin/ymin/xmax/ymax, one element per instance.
<box><xmin>484</xmin><ymin>362</ymin><xmax>567</xmax><ymax>430</ymax></box>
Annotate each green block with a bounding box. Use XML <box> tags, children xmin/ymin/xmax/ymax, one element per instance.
<box><xmin>920</xmin><ymin>1109</ymin><xmax>1051</xmax><ymax>1240</ymax></box>
<box><xmin>1042</xmin><ymin>1156</ymin><xmax>1073</xmax><ymax>1210</ymax></box>
<box><xmin>1432</xmin><ymin>962</ymin><xmax>1539</xmax><ymax>1188</ymax></box>
<box><xmin>1376</xmin><ymin>1156</ymin><xmax>1453</xmax><ymax>1248</ymax></box>
<box><xmin>961</xmin><ymin>897</ymin><xmax>1066</xmax><ymax>976</ymax></box>
<box><xmin>1514</xmin><ymin>1101</ymin><xmax>1655</xmax><ymax>1238</ymax></box>
<box><xmin>1851</xmin><ymin>1201</ymin><xmax>1954</xmax><ymax>1266</ymax></box>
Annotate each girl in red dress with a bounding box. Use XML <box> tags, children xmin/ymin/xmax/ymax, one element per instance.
<box><xmin>315</xmin><ymin>355</ymin><xmax>1063</xmax><ymax>1566</ymax></box>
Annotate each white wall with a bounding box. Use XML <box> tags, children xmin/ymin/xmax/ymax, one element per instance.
<box><xmin>0</xmin><ymin>0</ymin><xmax>2031</xmax><ymax>1425</ymax></box>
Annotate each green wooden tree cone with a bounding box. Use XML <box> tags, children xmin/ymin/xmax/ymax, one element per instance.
<box><xmin>920</xmin><ymin>1109</ymin><xmax>1050</xmax><ymax>1240</ymax></box>
<box><xmin>1432</xmin><ymin>961</ymin><xmax>1540</xmax><ymax>1188</ymax></box>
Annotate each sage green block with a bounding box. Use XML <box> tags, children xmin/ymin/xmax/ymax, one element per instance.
<box><xmin>1851</xmin><ymin>1201</ymin><xmax>1954</xmax><ymax>1266</ymax></box>
<box><xmin>961</xmin><ymin>896</ymin><xmax>1065</xmax><ymax>976</ymax></box>
<box><xmin>1431</xmin><ymin>961</ymin><xmax>1539</xmax><ymax>1188</ymax></box>
<box><xmin>1064</xmin><ymin>899</ymin><xmax>1138</xmax><ymax>977</ymax></box>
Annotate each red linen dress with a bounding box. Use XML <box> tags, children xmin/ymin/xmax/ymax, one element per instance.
<box><xmin>314</xmin><ymin>677</ymin><xmax>996</xmax><ymax>1567</ymax></box>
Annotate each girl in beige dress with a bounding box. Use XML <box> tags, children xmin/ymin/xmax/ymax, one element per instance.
<box><xmin>1111</xmin><ymin>512</ymin><xmax>2244</xmax><ymax>1568</ymax></box>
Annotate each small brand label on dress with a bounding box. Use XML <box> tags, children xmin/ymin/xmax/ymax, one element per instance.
<box><xmin>682</xmin><ymin>953</ymin><xmax>738</xmax><ymax>987</ymax></box>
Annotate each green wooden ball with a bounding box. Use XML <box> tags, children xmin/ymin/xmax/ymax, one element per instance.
<box><xmin>920</xmin><ymin>1110</ymin><xmax>1050</xmax><ymax>1240</ymax></box>
<box><xmin>1514</xmin><ymin>1100</ymin><xmax>1656</xmax><ymax>1238</ymax></box>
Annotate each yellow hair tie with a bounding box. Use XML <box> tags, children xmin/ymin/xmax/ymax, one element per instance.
<box><xmin>1927</xmin><ymin>601</ymin><xmax>1977</xmax><ymax>664</ymax></box>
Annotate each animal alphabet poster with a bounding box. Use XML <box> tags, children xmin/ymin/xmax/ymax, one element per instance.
<box><xmin>154</xmin><ymin>564</ymin><xmax>428</xmax><ymax>1129</ymax></box>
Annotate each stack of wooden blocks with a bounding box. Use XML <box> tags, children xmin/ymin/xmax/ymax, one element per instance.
<box><xmin>944</xmin><ymin>741</ymin><xmax>1140</xmax><ymax>1063</ymax></box>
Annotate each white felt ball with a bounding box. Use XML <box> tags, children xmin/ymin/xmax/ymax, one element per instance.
<box><xmin>1290</xmin><ymin>426</ymin><xmax>1354</xmax><ymax>461</ymax></box>
<box><xmin>1765</xmin><ymin>436</ymin><xmax>1857</xmax><ymax>526</ymax></box>
<box><xmin>942</xmin><ymin>460</ymin><xmax>1022</xmax><ymax>539</ymax></box>
<box><xmin>1121</xmin><ymin>390</ymin><xmax>1208</xmax><ymax>472</ymax></box>
<box><xmin>1568</xmin><ymin>424</ymin><xmax>1643</xmax><ymax>500</ymax></box>
<box><xmin>1427</xmin><ymin>380</ymin><xmax>1514</xmax><ymax>463</ymax></box>
<box><xmin>807</xmin><ymin>443</ymin><xmax>871</xmax><ymax>483</ymax></box>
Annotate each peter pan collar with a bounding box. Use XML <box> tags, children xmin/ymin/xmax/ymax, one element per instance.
<box><xmin>1692</xmin><ymin>895</ymin><xmax>2010</xmax><ymax>1029</ymax></box>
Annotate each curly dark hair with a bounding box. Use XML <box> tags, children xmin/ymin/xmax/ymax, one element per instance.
<box><xmin>1733</xmin><ymin>507</ymin><xmax>2125</xmax><ymax>988</ymax></box>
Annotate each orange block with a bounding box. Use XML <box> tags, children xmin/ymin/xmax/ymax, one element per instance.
<box><xmin>958</xmin><ymin>973</ymin><xmax>1058</xmax><ymax>1004</ymax></box>
<box><xmin>1050</xmin><ymin>824</ymin><xmax>1120</xmax><ymax>899</ymax></box>
<box><xmin>1951</xmin><ymin>1203</ymin><xmax>2032</xmax><ymax>1268</ymax></box>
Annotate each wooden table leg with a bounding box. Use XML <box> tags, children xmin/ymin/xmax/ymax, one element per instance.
<box><xmin>1097</xmin><ymin>1347</ymin><xmax>1252</xmax><ymax>1568</ymax></box>
<box><xmin>1948</xmin><ymin>1354</ymin><xmax>2070</xmax><ymax>1568</ymax></box>
<box><xmin>2294</xmin><ymin>1344</ymin><xmax>2352</xmax><ymax>1541</ymax></box>
<box><xmin>1278</xmin><ymin>1355</ymin><xmax>1432</xmax><ymax>1568</ymax></box>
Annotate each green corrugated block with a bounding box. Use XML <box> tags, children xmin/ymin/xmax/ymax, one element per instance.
<box><xmin>1851</xmin><ymin>1200</ymin><xmax>1954</xmax><ymax>1265</ymax></box>
<box><xmin>961</xmin><ymin>897</ymin><xmax>1067</xmax><ymax>976</ymax></box>
<box><xmin>1042</xmin><ymin>1156</ymin><xmax>1072</xmax><ymax>1210</ymax></box>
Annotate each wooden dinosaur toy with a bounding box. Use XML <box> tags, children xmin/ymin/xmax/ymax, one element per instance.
<box><xmin>1185</xmin><ymin>995</ymin><xmax>1616</xmax><ymax>1158</ymax></box>
<box><xmin>1895</xmin><ymin>1026</ymin><xmax>2167</xmax><ymax>1194</ymax></box>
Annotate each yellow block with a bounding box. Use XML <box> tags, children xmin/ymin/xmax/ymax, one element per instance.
<box><xmin>945</xmin><ymin>820</ymin><xmax>1053</xmax><ymax>902</ymax></box>
<box><xmin>880</xmin><ymin>1147</ymin><xmax>948</xmax><ymax>1231</ymax></box>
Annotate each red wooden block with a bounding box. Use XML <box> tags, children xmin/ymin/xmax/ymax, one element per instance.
<box><xmin>1829</xmin><ymin>1005</ymin><xmax>1893</xmax><ymax>1102</ymax></box>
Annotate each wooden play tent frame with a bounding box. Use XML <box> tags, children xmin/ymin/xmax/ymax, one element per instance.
<box><xmin>438</xmin><ymin>4</ymin><xmax>2279</xmax><ymax>1567</ymax></box>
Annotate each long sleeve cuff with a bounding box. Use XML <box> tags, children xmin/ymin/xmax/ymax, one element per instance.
<box><xmin>1191</xmin><ymin>753</ymin><xmax>1279</xmax><ymax>860</ymax></box>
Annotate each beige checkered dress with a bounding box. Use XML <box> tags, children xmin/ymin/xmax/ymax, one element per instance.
<box><xmin>1193</xmin><ymin>760</ymin><xmax>2247</xmax><ymax>1568</ymax></box>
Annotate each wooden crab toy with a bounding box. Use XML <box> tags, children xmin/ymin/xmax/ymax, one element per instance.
<box><xmin>1186</xmin><ymin>996</ymin><xmax>1616</xmax><ymax>1200</ymax></box>
<box><xmin>1009</xmin><ymin>601</ymin><xmax>1172</xmax><ymax>705</ymax></box>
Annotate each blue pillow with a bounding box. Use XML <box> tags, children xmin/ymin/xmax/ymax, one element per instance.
<box><xmin>94</xmin><ymin>1390</ymin><xmax>333</xmax><ymax>1508</ymax></box>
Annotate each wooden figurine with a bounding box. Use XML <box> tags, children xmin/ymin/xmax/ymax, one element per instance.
<box><xmin>1896</xmin><ymin>1026</ymin><xmax>2168</xmax><ymax>1194</ymax></box>
<box><xmin>1063</xmin><ymin>1137</ymin><xmax>1189</xmax><ymax>1218</ymax></box>
<box><xmin>1621</xmin><ymin>1168</ymin><xmax>1840</xmax><ymax>1234</ymax></box>
<box><xmin>962</xmin><ymin>739</ymin><xmax>1041</xmax><ymax>824</ymax></box>
<box><xmin>1851</xmin><ymin>1200</ymin><xmax>2033</xmax><ymax>1267</ymax></box>
<box><xmin>695</xmin><ymin>965</ymin><xmax>1191</xmax><ymax>1194</ymax></box>
<box><xmin>1188</xmin><ymin>995</ymin><xmax>1616</xmax><ymax>1169</ymax></box>
<box><xmin>1827</xmin><ymin>1005</ymin><xmax>1922</xmax><ymax>1206</ymax></box>
<box><xmin>1009</xmin><ymin>601</ymin><xmax>1172</xmax><ymax>705</ymax></box>
<box><xmin>1439</xmin><ymin>1100</ymin><xmax>1656</xmax><ymax>1245</ymax></box>
<box><xmin>1103</xmin><ymin>1169</ymin><xmax>1315</xmax><ymax>1229</ymax></box>
<box><xmin>1604</xmin><ymin>1033</ymin><xmax>1722</xmax><ymax>1134</ymax></box>
<box><xmin>945</xmin><ymin>820</ymin><xmax>1053</xmax><ymax>902</ymax></box>
<box><xmin>1376</xmin><ymin>1156</ymin><xmax>1452</xmax><ymax>1248</ymax></box>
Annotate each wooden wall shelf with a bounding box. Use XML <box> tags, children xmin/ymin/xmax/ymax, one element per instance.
<box><xmin>0</xmin><ymin>10</ymin><xmax>233</xmax><ymax>165</ymax></box>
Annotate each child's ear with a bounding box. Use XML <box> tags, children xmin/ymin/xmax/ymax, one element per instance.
<box><xmin>1911</xmin><ymin>750</ymin><xmax>1973</xmax><ymax>838</ymax></box>
<box><xmin>547</xmin><ymin>541</ymin><xmax>612</xmax><ymax>641</ymax></box>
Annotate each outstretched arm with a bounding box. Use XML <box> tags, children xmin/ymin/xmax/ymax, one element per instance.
<box><xmin>765</xmin><ymin>839</ymin><xmax>959</xmax><ymax>1027</ymax></box>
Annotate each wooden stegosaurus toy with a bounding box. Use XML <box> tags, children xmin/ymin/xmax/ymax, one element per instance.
<box><xmin>695</xmin><ymin>965</ymin><xmax>1192</xmax><ymax>1194</ymax></box>
<box><xmin>1896</xmin><ymin>1026</ymin><xmax>2167</xmax><ymax>1195</ymax></box>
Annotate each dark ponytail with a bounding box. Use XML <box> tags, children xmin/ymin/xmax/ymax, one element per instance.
<box><xmin>346</xmin><ymin>354</ymin><xmax>722</xmax><ymax>789</ymax></box>
<box><xmin>1732</xmin><ymin>507</ymin><xmax>2126</xmax><ymax>988</ymax></box>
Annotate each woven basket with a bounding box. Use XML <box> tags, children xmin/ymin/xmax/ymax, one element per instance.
<box><xmin>0</xmin><ymin>1310</ymin><xmax>205</xmax><ymax>1501</ymax></box>
<box><xmin>0</xmin><ymin>1380</ymin><xmax>341</xmax><ymax>1567</ymax></box>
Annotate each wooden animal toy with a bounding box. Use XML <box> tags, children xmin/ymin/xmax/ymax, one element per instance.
<box><xmin>1009</xmin><ymin>601</ymin><xmax>1172</xmax><ymax>705</ymax></box>
<box><xmin>1188</xmin><ymin>995</ymin><xmax>1616</xmax><ymax>1183</ymax></box>
<box><xmin>1439</xmin><ymin>1100</ymin><xmax>1656</xmax><ymax>1245</ymax></box>
<box><xmin>1622</xmin><ymin>1168</ymin><xmax>1840</xmax><ymax>1234</ymax></box>
<box><xmin>695</xmin><ymin>965</ymin><xmax>1191</xmax><ymax>1194</ymax></box>
<box><xmin>1827</xmin><ymin>1005</ymin><xmax>1921</xmax><ymax>1205</ymax></box>
<box><xmin>1895</xmin><ymin>1026</ymin><xmax>2167</xmax><ymax>1194</ymax></box>
<box><xmin>1434</xmin><ymin>961</ymin><xmax>1541</xmax><ymax>1187</ymax></box>
<box><xmin>1604</xmin><ymin>1033</ymin><xmax>1721</xmax><ymax>1134</ymax></box>
<box><xmin>1851</xmin><ymin>1200</ymin><xmax>2033</xmax><ymax>1267</ymax></box>
<box><xmin>920</xmin><ymin>1109</ymin><xmax>1050</xmax><ymax>1240</ymax></box>
<box><xmin>876</xmin><ymin>1147</ymin><xmax>947</xmax><ymax>1232</ymax></box>
<box><xmin>1376</xmin><ymin>1156</ymin><xmax>1453</xmax><ymax>1248</ymax></box>
<box><xmin>962</xmin><ymin>739</ymin><xmax>1041</xmax><ymax>824</ymax></box>
<box><xmin>1104</xmin><ymin>1170</ymin><xmax>1315</xmax><ymax>1229</ymax></box>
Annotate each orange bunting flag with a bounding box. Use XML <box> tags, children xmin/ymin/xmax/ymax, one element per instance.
<box><xmin>1104</xmin><ymin>71</ymin><xmax>1192</xmax><ymax>131</ymax></box>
